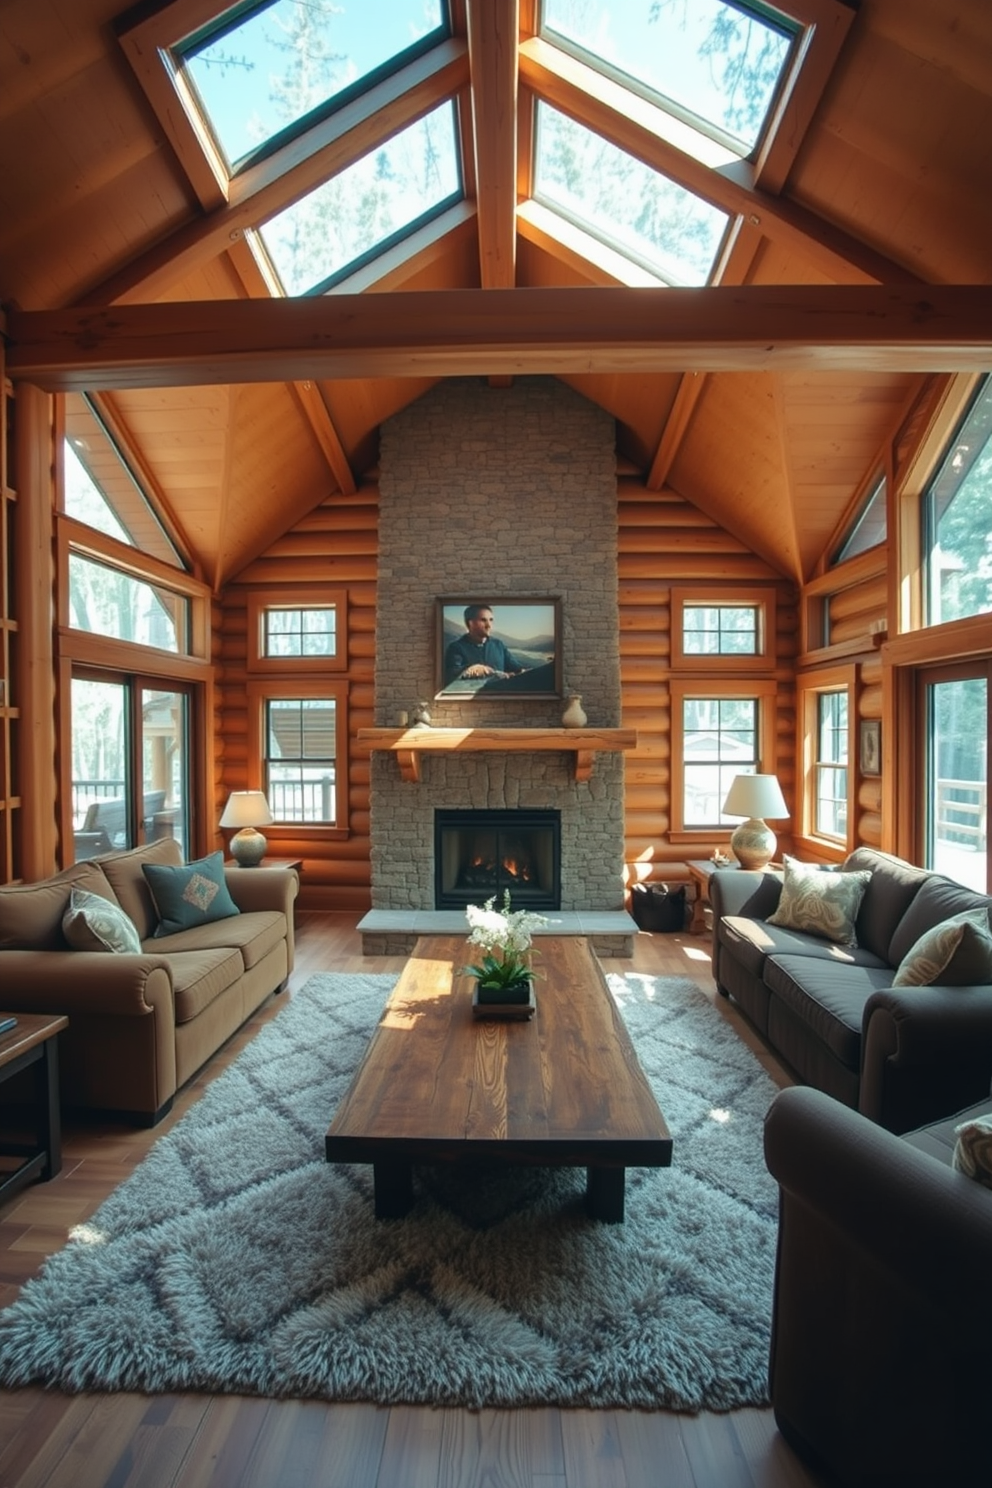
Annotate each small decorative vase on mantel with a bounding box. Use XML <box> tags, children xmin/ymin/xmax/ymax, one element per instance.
<box><xmin>561</xmin><ymin>693</ymin><xmax>587</xmax><ymax>728</ymax></box>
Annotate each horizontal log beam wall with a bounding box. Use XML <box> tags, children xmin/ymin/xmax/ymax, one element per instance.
<box><xmin>214</xmin><ymin>485</ymin><xmax>379</xmax><ymax>911</ymax></box>
<box><xmin>618</xmin><ymin>480</ymin><xmax>798</xmax><ymax>891</ymax></box>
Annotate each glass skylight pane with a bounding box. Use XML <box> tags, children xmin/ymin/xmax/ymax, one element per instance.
<box><xmin>534</xmin><ymin>104</ymin><xmax>728</xmax><ymax>286</ymax></box>
<box><xmin>181</xmin><ymin>0</ymin><xmax>446</xmax><ymax>170</ymax></box>
<box><xmin>542</xmin><ymin>0</ymin><xmax>794</xmax><ymax>155</ymax></box>
<box><xmin>258</xmin><ymin>101</ymin><xmax>459</xmax><ymax>293</ymax></box>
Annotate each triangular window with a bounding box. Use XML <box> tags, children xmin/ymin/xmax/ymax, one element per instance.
<box><xmin>177</xmin><ymin>0</ymin><xmax>449</xmax><ymax>173</ymax></box>
<box><xmin>833</xmin><ymin>475</ymin><xmax>888</xmax><ymax>565</ymax></box>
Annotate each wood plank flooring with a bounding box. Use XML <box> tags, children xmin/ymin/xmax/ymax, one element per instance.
<box><xmin>0</xmin><ymin>914</ymin><xmax>829</xmax><ymax>1488</ymax></box>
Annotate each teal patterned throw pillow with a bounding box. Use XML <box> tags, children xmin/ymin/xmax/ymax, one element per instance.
<box><xmin>767</xmin><ymin>856</ymin><xmax>872</xmax><ymax>947</ymax></box>
<box><xmin>892</xmin><ymin>908</ymin><xmax>992</xmax><ymax>987</ymax></box>
<box><xmin>63</xmin><ymin>886</ymin><xmax>142</xmax><ymax>954</ymax></box>
<box><xmin>142</xmin><ymin>851</ymin><xmax>240</xmax><ymax>938</ymax></box>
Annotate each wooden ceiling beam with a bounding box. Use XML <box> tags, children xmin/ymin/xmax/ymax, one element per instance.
<box><xmin>8</xmin><ymin>286</ymin><xmax>992</xmax><ymax>391</ymax></box>
<box><xmin>467</xmin><ymin>0</ymin><xmax>519</xmax><ymax>289</ymax></box>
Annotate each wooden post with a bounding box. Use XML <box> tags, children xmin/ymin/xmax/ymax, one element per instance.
<box><xmin>14</xmin><ymin>381</ymin><xmax>59</xmax><ymax>878</ymax></box>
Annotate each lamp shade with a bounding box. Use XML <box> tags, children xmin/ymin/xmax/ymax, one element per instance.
<box><xmin>722</xmin><ymin>773</ymin><xmax>788</xmax><ymax>821</ymax></box>
<box><xmin>219</xmin><ymin>791</ymin><xmax>273</xmax><ymax>829</ymax></box>
<box><xmin>220</xmin><ymin>790</ymin><xmax>273</xmax><ymax>867</ymax></box>
<box><xmin>722</xmin><ymin>773</ymin><xmax>788</xmax><ymax>870</ymax></box>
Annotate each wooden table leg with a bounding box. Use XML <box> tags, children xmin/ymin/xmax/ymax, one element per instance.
<box><xmin>373</xmin><ymin>1160</ymin><xmax>414</xmax><ymax>1219</ymax></box>
<box><xmin>38</xmin><ymin>1036</ymin><xmax>63</xmax><ymax>1180</ymax></box>
<box><xmin>586</xmin><ymin>1165</ymin><xmax>625</xmax><ymax>1223</ymax></box>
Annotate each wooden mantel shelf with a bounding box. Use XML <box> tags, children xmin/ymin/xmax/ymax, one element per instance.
<box><xmin>359</xmin><ymin>727</ymin><xmax>637</xmax><ymax>784</ymax></box>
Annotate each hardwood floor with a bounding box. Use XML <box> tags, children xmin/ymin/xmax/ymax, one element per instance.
<box><xmin>0</xmin><ymin>915</ymin><xmax>829</xmax><ymax>1488</ymax></box>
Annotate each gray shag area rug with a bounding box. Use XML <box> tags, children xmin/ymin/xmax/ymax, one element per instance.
<box><xmin>0</xmin><ymin>971</ymin><xmax>782</xmax><ymax>1410</ymax></box>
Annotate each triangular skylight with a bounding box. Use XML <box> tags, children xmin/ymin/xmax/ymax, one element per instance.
<box><xmin>534</xmin><ymin>104</ymin><xmax>730</xmax><ymax>286</ymax></box>
<box><xmin>255</xmin><ymin>100</ymin><xmax>461</xmax><ymax>295</ymax></box>
<box><xmin>540</xmin><ymin>0</ymin><xmax>798</xmax><ymax>160</ymax></box>
<box><xmin>178</xmin><ymin>0</ymin><xmax>448</xmax><ymax>173</ymax></box>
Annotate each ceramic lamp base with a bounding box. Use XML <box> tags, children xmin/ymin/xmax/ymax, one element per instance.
<box><xmin>229</xmin><ymin>827</ymin><xmax>268</xmax><ymax>867</ymax></box>
<box><xmin>729</xmin><ymin>818</ymin><xmax>776</xmax><ymax>871</ymax></box>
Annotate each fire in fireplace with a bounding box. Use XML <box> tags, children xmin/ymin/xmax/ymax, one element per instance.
<box><xmin>434</xmin><ymin>809</ymin><xmax>561</xmax><ymax>911</ymax></box>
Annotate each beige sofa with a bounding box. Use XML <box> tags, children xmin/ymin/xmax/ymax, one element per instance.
<box><xmin>0</xmin><ymin>838</ymin><xmax>298</xmax><ymax>1125</ymax></box>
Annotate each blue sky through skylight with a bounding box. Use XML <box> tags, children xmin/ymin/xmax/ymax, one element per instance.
<box><xmin>181</xmin><ymin>0</ymin><xmax>445</xmax><ymax>169</ymax></box>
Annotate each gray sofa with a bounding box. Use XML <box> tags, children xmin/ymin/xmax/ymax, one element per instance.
<box><xmin>711</xmin><ymin>847</ymin><xmax>992</xmax><ymax>1133</ymax></box>
<box><xmin>765</xmin><ymin>1083</ymin><xmax>992</xmax><ymax>1487</ymax></box>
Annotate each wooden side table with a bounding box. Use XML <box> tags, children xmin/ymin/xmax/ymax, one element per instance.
<box><xmin>226</xmin><ymin>857</ymin><xmax>303</xmax><ymax>874</ymax></box>
<box><xmin>686</xmin><ymin>860</ymin><xmax>737</xmax><ymax>934</ymax></box>
<box><xmin>0</xmin><ymin>1012</ymin><xmax>68</xmax><ymax>1203</ymax></box>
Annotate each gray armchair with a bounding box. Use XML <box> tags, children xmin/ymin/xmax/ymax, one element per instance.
<box><xmin>763</xmin><ymin>1085</ymin><xmax>992</xmax><ymax>1488</ymax></box>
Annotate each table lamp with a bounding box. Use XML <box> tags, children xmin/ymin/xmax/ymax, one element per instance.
<box><xmin>220</xmin><ymin>790</ymin><xmax>273</xmax><ymax>867</ymax></box>
<box><xmin>721</xmin><ymin>773</ymin><xmax>788</xmax><ymax>870</ymax></box>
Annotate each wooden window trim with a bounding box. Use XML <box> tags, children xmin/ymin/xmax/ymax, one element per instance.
<box><xmin>669</xmin><ymin>676</ymin><xmax>779</xmax><ymax>842</ymax></box>
<box><xmin>247</xmin><ymin>678</ymin><xmax>350</xmax><ymax>840</ymax></box>
<box><xmin>246</xmin><ymin>586</ymin><xmax>348</xmax><ymax>675</ymax></box>
<box><xmin>794</xmin><ymin>663</ymin><xmax>855</xmax><ymax>860</ymax></box>
<box><xmin>670</xmin><ymin>585</ymin><xmax>776</xmax><ymax>673</ymax></box>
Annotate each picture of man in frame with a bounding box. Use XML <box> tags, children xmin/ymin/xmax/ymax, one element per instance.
<box><xmin>437</xmin><ymin>599</ymin><xmax>559</xmax><ymax>698</ymax></box>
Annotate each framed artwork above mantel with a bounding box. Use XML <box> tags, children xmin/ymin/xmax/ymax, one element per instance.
<box><xmin>434</xmin><ymin>597</ymin><xmax>562</xmax><ymax>701</ymax></box>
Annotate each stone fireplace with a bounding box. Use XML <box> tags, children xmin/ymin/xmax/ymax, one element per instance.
<box><xmin>368</xmin><ymin>377</ymin><xmax>625</xmax><ymax>916</ymax></box>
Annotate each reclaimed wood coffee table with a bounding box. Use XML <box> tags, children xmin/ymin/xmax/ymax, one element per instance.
<box><xmin>325</xmin><ymin>934</ymin><xmax>672</xmax><ymax>1222</ymax></box>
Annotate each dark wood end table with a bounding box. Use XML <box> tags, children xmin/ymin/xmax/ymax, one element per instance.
<box><xmin>0</xmin><ymin>1012</ymin><xmax>68</xmax><ymax>1204</ymax></box>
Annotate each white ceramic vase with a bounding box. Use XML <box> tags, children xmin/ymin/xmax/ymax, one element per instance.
<box><xmin>561</xmin><ymin>694</ymin><xmax>587</xmax><ymax>728</ymax></box>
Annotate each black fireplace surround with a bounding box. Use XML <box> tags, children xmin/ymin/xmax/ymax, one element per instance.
<box><xmin>434</xmin><ymin>809</ymin><xmax>561</xmax><ymax>911</ymax></box>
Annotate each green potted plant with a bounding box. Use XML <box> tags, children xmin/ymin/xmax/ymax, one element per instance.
<box><xmin>464</xmin><ymin>890</ymin><xmax>548</xmax><ymax>1012</ymax></box>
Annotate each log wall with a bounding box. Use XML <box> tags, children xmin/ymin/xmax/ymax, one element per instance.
<box><xmin>618</xmin><ymin>477</ymin><xmax>799</xmax><ymax>888</ymax></box>
<box><xmin>215</xmin><ymin>484</ymin><xmax>378</xmax><ymax>911</ymax></box>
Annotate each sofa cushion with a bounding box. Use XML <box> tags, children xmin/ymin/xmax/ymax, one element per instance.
<box><xmin>763</xmin><ymin>954</ymin><xmax>896</xmax><ymax>1071</ymax></box>
<box><xmin>888</xmin><ymin>877</ymin><xmax>992</xmax><ymax>968</ymax></box>
<box><xmin>142</xmin><ymin>852</ymin><xmax>240</xmax><ymax>938</ymax></box>
<box><xmin>62</xmin><ymin>886</ymin><xmax>142</xmax><ymax>954</ymax></box>
<box><xmin>892</xmin><ymin>908</ymin><xmax>992</xmax><ymax>987</ymax></box>
<box><xmin>144</xmin><ymin>910</ymin><xmax>286</xmax><ymax>971</ymax></box>
<box><xmin>0</xmin><ymin>862</ymin><xmax>119</xmax><ymax>951</ymax></box>
<box><xmin>844</xmin><ymin>848</ymin><xmax>932</xmax><ymax>963</ymax></box>
<box><xmin>99</xmin><ymin>836</ymin><xmax>184</xmax><ymax>941</ymax></box>
<box><xmin>767</xmin><ymin>857</ymin><xmax>872</xmax><ymax>947</ymax></box>
<box><xmin>718</xmin><ymin>914</ymin><xmax>887</xmax><ymax>981</ymax></box>
<box><xmin>163</xmin><ymin>948</ymin><xmax>244</xmax><ymax>1023</ymax></box>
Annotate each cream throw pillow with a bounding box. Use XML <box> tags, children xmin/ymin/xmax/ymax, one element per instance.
<box><xmin>766</xmin><ymin>856</ymin><xmax>872</xmax><ymax>947</ymax></box>
<box><xmin>953</xmin><ymin>1114</ymin><xmax>992</xmax><ymax>1189</ymax></box>
<box><xmin>62</xmin><ymin>886</ymin><xmax>142</xmax><ymax>954</ymax></box>
<box><xmin>891</xmin><ymin>908</ymin><xmax>992</xmax><ymax>987</ymax></box>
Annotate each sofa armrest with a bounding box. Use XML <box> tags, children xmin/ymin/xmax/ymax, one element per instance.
<box><xmin>0</xmin><ymin>949</ymin><xmax>176</xmax><ymax>1018</ymax></box>
<box><xmin>708</xmin><ymin>867</ymin><xmax>783</xmax><ymax>921</ymax></box>
<box><xmin>860</xmin><ymin>984</ymin><xmax>992</xmax><ymax>1131</ymax></box>
<box><xmin>765</xmin><ymin>1086</ymin><xmax>992</xmax><ymax>1299</ymax></box>
<box><xmin>224</xmin><ymin>865</ymin><xmax>298</xmax><ymax>916</ymax></box>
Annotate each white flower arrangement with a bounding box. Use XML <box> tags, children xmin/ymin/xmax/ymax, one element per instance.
<box><xmin>464</xmin><ymin>890</ymin><xmax>548</xmax><ymax>993</ymax></box>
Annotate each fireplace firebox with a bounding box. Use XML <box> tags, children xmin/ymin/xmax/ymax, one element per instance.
<box><xmin>434</xmin><ymin>809</ymin><xmax>561</xmax><ymax>911</ymax></box>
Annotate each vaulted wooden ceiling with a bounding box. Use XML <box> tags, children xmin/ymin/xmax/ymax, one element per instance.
<box><xmin>1</xmin><ymin>0</ymin><xmax>990</xmax><ymax>589</ymax></box>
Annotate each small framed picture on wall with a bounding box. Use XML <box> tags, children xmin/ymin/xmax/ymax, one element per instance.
<box><xmin>860</xmin><ymin>719</ymin><xmax>881</xmax><ymax>776</ymax></box>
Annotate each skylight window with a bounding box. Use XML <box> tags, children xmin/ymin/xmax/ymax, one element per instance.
<box><xmin>541</xmin><ymin>0</ymin><xmax>796</xmax><ymax>158</ymax></box>
<box><xmin>256</xmin><ymin>100</ymin><xmax>460</xmax><ymax>294</ymax></box>
<box><xmin>178</xmin><ymin>0</ymin><xmax>447</xmax><ymax>172</ymax></box>
<box><xmin>534</xmin><ymin>104</ymin><xmax>729</xmax><ymax>286</ymax></box>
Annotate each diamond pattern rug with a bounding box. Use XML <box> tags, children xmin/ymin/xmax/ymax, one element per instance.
<box><xmin>0</xmin><ymin>971</ymin><xmax>781</xmax><ymax>1409</ymax></box>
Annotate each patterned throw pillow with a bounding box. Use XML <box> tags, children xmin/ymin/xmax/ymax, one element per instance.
<box><xmin>766</xmin><ymin>856</ymin><xmax>872</xmax><ymax>947</ymax></box>
<box><xmin>142</xmin><ymin>851</ymin><xmax>240</xmax><ymax>938</ymax></box>
<box><xmin>953</xmin><ymin>1113</ymin><xmax>992</xmax><ymax>1189</ymax></box>
<box><xmin>891</xmin><ymin>908</ymin><xmax>992</xmax><ymax>987</ymax></box>
<box><xmin>62</xmin><ymin>886</ymin><xmax>142</xmax><ymax>954</ymax></box>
